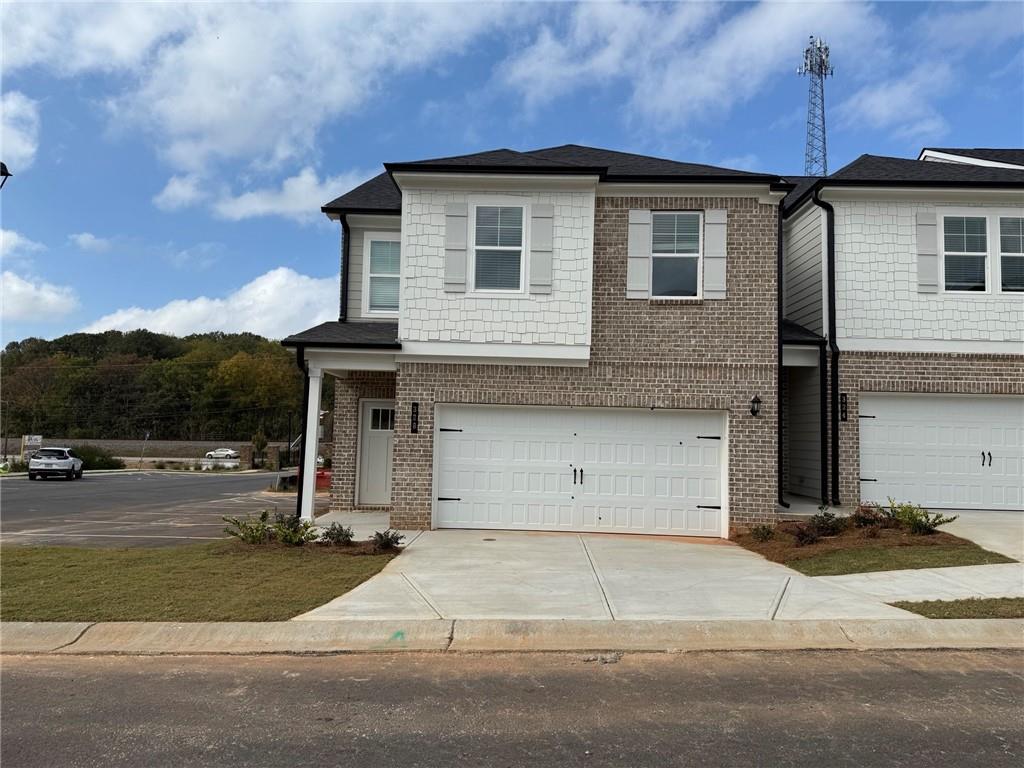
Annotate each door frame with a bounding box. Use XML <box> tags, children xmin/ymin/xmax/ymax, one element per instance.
<box><xmin>355</xmin><ymin>398</ymin><xmax>396</xmax><ymax>506</ymax></box>
<box><xmin>430</xmin><ymin>402</ymin><xmax>730</xmax><ymax>537</ymax></box>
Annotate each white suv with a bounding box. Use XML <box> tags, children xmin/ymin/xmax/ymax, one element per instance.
<box><xmin>28</xmin><ymin>447</ymin><xmax>84</xmax><ymax>481</ymax></box>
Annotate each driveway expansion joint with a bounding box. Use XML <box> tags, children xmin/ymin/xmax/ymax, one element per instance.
<box><xmin>578</xmin><ymin>536</ymin><xmax>615</xmax><ymax>620</ymax></box>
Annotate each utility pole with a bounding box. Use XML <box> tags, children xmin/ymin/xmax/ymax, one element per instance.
<box><xmin>798</xmin><ymin>36</ymin><xmax>834</xmax><ymax>176</ymax></box>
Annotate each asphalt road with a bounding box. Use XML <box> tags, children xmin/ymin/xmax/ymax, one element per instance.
<box><xmin>0</xmin><ymin>471</ymin><xmax>322</xmax><ymax>547</ymax></box>
<box><xmin>3</xmin><ymin>651</ymin><xmax>1022</xmax><ymax>767</ymax></box>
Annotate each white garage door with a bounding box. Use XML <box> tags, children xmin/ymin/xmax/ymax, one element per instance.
<box><xmin>434</xmin><ymin>405</ymin><xmax>726</xmax><ymax>537</ymax></box>
<box><xmin>860</xmin><ymin>395</ymin><xmax>1024</xmax><ymax>511</ymax></box>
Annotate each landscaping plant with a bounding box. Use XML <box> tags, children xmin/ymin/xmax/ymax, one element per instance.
<box><xmin>790</xmin><ymin>523</ymin><xmax>820</xmax><ymax>547</ymax></box>
<box><xmin>74</xmin><ymin>444</ymin><xmax>126</xmax><ymax>470</ymax></box>
<box><xmin>321</xmin><ymin>523</ymin><xmax>356</xmax><ymax>546</ymax></box>
<box><xmin>850</xmin><ymin>503</ymin><xmax>885</xmax><ymax>528</ymax></box>
<box><xmin>372</xmin><ymin>529</ymin><xmax>405</xmax><ymax>551</ymax></box>
<box><xmin>886</xmin><ymin>498</ymin><xmax>958</xmax><ymax>535</ymax></box>
<box><xmin>809</xmin><ymin>508</ymin><xmax>845</xmax><ymax>537</ymax></box>
<box><xmin>273</xmin><ymin>512</ymin><xmax>320</xmax><ymax>546</ymax></box>
<box><xmin>223</xmin><ymin>509</ymin><xmax>273</xmax><ymax>545</ymax></box>
<box><xmin>750</xmin><ymin>524</ymin><xmax>774</xmax><ymax>542</ymax></box>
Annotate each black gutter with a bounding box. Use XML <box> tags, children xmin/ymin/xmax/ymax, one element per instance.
<box><xmin>322</xmin><ymin>206</ymin><xmax>401</xmax><ymax>216</ymax></box>
<box><xmin>776</xmin><ymin>206</ymin><xmax>788</xmax><ymax>510</ymax></box>
<box><xmin>811</xmin><ymin>188</ymin><xmax>840</xmax><ymax>506</ymax></box>
<box><xmin>293</xmin><ymin>345</ymin><xmax>308</xmax><ymax>519</ymax></box>
<box><xmin>282</xmin><ymin>340</ymin><xmax>402</xmax><ymax>350</ymax></box>
<box><xmin>339</xmin><ymin>215</ymin><xmax>351</xmax><ymax>322</ymax></box>
<box><xmin>818</xmin><ymin>343</ymin><xmax>829</xmax><ymax>507</ymax></box>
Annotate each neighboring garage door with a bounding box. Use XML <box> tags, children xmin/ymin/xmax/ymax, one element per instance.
<box><xmin>434</xmin><ymin>405</ymin><xmax>726</xmax><ymax>537</ymax></box>
<box><xmin>859</xmin><ymin>394</ymin><xmax>1024</xmax><ymax>511</ymax></box>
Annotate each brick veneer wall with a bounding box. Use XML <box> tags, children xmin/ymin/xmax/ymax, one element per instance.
<box><xmin>833</xmin><ymin>351</ymin><xmax>1024</xmax><ymax>505</ymax></box>
<box><xmin>329</xmin><ymin>371</ymin><xmax>396</xmax><ymax>513</ymax></box>
<box><xmin>385</xmin><ymin>195</ymin><xmax>780</xmax><ymax>532</ymax></box>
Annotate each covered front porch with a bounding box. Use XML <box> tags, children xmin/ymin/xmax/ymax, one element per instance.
<box><xmin>779</xmin><ymin>320</ymin><xmax>830</xmax><ymax>515</ymax></box>
<box><xmin>282</xmin><ymin>321</ymin><xmax>400</xmax><ymax>523</ymax></box>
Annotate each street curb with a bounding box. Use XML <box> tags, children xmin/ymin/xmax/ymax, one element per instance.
<box><xmin>2</xmin><ymin>619</ymin><xmax>1021</xmax><ymax>655</ymax></box>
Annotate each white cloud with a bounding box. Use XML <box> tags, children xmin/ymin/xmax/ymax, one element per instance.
<box><xmin>68</xmin><ymin>232</ymin><xmax>113</xmax><ymax>252</ymax></box>
<box><xmin>1</xmin><ymin>229</ymin><xmax>46</xmax><ymax>262</ymax></box>
<box><xmin>717</xmin><ymin>154</ymin><xmax>763</xmax><ymax>173</ymax></box>
<box><xmin>1</xmin><ymin>271</ymin><xmax>79</xmax><ymax>321</ymax></box>
<box><xmin>165</xmin><ymin>242</ymin><xmax>224</xmax><ymax>271</ymax></box>
<box><xmin>3</xmin><ymin>2</ymin><xmax>515</xmax><ymax>202</ymax></box>
<box><xmin>836</xmin><ymin>63</ymin><xmax>953</xmax><ymax>142</ymax></box>
<box><xmin>213</xmin><ymin>167</ymin><xmax>374</xmax><ymax>223</ymax></box>
<box><xmin>80</xmin><ymin>267</ymin><xmax>337</xmax><ymax>339</ymax></box>
<box><xmin>500</xmin><ymin>1</ymin><xmax>886</xmax><ymax>130</ymax></box>
<box><xmin>0</xmin><ymin>91</ymin><xmax>41</xmax><ymax>171</ymax></box>
<box><xmin>153</xmin><ymin>174</ymin><xmax>206</xmax><ymax>211</ymax></box>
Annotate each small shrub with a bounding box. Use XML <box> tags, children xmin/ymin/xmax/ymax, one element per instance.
<box><xmin>372</xmin><ymin>529</ymin><xmax>405</xmax><ymax>551</ymax></box>
<box><xmin>809</xmin><ymin>508</ymin><xmax>844</xmax><ymax>537</ymax></box>
<box><xmin>321</xmin><ymin>523</ymin><xmax>356</xmax><ymax>546</ymax></box>
<box><xmin>850</xmin><ymin>503</ymin><xmax>884</xmax><ymax>528</ymax></box>
<box><xmin>750</xmin><ymin>524</ymin><xmax>775</xmax><ymax>542</ymax></box>
<box><xmin>273</xmin><ymin>512</ymin><xmax>320</xmax><ymax>546</ymax></box>
<box><xmin>791</xmin><ymin>523</ymin><xmax>820</xmax><ymax>547</ymax></box>
<box><xmin>887</xmin><ymin>498</ymin><xmax>957</xmax><ymax>535</ymax></box>
<box><xmin>74</xmin><ymin>444</ymin><xmax>126</xmax><ymax>470</ymax></box>
<box><xmin>223</xmin><ymin>510</ymin><xmax>273</xmax><ymax>544</ymax></box>
<box><xmin>154</xmin><ymin>460</ymin><xmax>167</xmax><ymax>470</ymax></box>
<box><xmin>860</xmin><ymin>524</ymin><xmax>881</xmax><ymax>539</ymax></box>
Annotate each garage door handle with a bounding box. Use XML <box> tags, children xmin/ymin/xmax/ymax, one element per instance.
<box><xmin>579</xmin><ymin>468</ymin><xmax>583</xmax><ymax>484</ymax></box>
<box><xmin>437</xmin><ymin>497</ymin><xmax>461</xmax><ymax>502</ymax></box>
<box><xmin>697</xmin><ymin>505</ymin><xmax>721</xmax><ymax>510</ymax></box>
<box><xmin>573</xmin><ymin>468</ymin><xmax>577</xmax><ymax>485</ymax></box>
<box><xmin>987</xmin><ymin>451</ymin><xmax>992</xmax><ymax>467</ymax></box>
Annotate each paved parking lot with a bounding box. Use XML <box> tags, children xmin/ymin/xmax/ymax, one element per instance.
<box><xmin>0</xmin><ymin>472</ymin><xmax>326</xmax><ymax>547</ymax></box>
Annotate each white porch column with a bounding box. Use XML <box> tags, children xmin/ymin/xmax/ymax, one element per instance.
<box><xmin>299</xmin><ymin>365</ymin><xmax>323</xmax><ymax>522</ymax></box>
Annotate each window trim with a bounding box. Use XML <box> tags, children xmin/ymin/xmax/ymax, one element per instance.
<box><xmin>467</xmin><ymin>197</ymin><xmax>530</xmax><ymax>295</ymax></box>
<box><xmin>998</xmin><ymin>215</ymin><xmax>1024</xmax><ymax>294</ymax></box>
<box><xmin>939</xmin><ymin>213</ymin><xmax>989</xmax><ymax>294</ymax></box>
<box><xmin>649</xmin><ymin>210</ymin><xmax>704</xmax><ymax>301</ymax></box>
<box><xmin>361</xmin><ymin>230</ymin><xmax>401</xmax><ymax>316</ymax></box>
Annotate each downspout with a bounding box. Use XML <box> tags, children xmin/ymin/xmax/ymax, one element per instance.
<box><xmin>776</xmin><ymin>205</ymin><xmax>788</xmax><ymax>509</ymax></box>
<box><xmin>339</xmin><ymin>215</ymin><xmax>351</xmax><ymax>322</ymax></box>
<box><xmin>811</xmin><ymin>189</ymin><xmax>840</xmax><ymax>506</ymax></box>
<box><xmin>294</xmin><ymin>345</ymin><xmax>309</xmax><ymax>519</ymax></box>
<box><xmin>817</xmin><ymin>341</ymin><xmax>828</xmax><ymax>506</ymax></box>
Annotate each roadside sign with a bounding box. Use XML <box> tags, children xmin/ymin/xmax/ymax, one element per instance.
<box><xmin>21</xmin><ymin>434</ymin><xmax>42</xmax><ymax>460</ymax></box>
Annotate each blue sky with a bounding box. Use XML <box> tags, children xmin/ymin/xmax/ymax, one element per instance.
<box><xmin>2</xmin><ymin>1</ymin><xmax>1022</xmax><ymax>344</ymax></box>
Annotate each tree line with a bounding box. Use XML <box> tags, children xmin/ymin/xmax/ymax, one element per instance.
<box><xmin>1</xmin><ymin>330</ymin><xmax>332</xmax><ymax>442</ymax></box>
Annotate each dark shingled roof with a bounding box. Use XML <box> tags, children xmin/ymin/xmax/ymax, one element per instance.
<box><xmin>922</xmin><ymin>148</ymin><xmax>1024</xmax><ymax>166</ymax></box>
<box><xmin>325</xmin><ymin>144</ymin><xmax>789</xmax><ymax>214</ymax></box>
<box><xmin>783</xmin><ymin>154</ymin><xmax>1024</xmax><ymax>214</ymax></box>
<box><xmin>281</xmin><ymin>321</ymin><xmax>400</xmax><ymax>349</ymax></box>
<box><xmin>781</xmin><ymin>319</ymin><xmax>825</xmax><ymax>345</ymax></box>
<box><xmin>527</xmin><ymin>144</ymin><xmax>777</xmax><ymax>181</ymax></box>
<box><xmin>781</xmin><ymin>175</ymin><xmax>821</xmax><ymax>213</ymax></box>
<box><xmin>322</xmin><ymin>173</ymin><xmax>400</xmax><ymax>215</ymax></box>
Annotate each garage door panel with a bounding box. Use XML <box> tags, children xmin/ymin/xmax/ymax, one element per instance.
<box><xmin>860</xmin><ymin>395</ymin><xmax>1024</xmax><ymax>512</ymax></box>
<box><xmin>436</xmin><ymin>405</ymin><xmax>725</xmax><ymax>537</ymax></box>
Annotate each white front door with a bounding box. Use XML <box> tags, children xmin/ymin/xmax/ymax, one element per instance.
<box><xmin>358</xmin><ymin>400</ymin><xmax>395</xmax><ymax>505</ymax></box>
<box><xmin>434</xmin><ymin>404</ymin><xmax>726</xmax><ymax>537</ymax></box>
<box><xmin>859</xmin><ymin>394</ymin><xmax>1024</xmax><ymax>511</ymax></box>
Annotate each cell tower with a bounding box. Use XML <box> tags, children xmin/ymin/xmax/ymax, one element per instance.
<box><xmin>798</xmin><ymin>36</ymin><xmax>834</xmax><ymax>176</ymax></box>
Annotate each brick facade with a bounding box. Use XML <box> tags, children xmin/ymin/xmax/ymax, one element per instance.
<box><xmin>831</xmin><ymin>351</ymin><xmax>1024</xmax><ymax>506</ymax></box>
<box><xmin>376</xmin><ymin>194</ymin><xmax>779</xmax><ymax>532</ymax></box>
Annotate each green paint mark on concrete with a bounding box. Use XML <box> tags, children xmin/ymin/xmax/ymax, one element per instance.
<box><xmin>388</xmin><ymin>630</ymin><xmax>406</xmax><ymax>644</ymax></box>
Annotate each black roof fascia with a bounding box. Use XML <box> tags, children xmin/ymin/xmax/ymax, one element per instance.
<box><xmin>385</xmin><ymin>162</ymin><xmax>606</xmax><ymax>176</ymax></box>
<box><xmin>784</xmin><ymin>177</ymin><xmax>1024</xmax><ymax>216</ymax></box>
<box><xmin>280</xmin><ymin>339</ymin><xmax>401</xmax><ymax>350</ymax></box>
<box><xmin>320</xmin><ymin>205</ymin><xmax>401</xmax><ymax>216</ymax></box>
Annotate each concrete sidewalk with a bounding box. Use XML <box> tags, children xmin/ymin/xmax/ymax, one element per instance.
<box><xmin>818</xmin><ymin>563</ymin><xmax>1024</xmax><ymax>602</ymax></box>
<box><xmin>2</xmin><ymin>619</ymin><xmax>1021</xmax><ymax>655</ymax></box>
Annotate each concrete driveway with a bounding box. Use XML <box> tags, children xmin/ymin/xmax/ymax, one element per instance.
<box><xmin>944</xmin><ymin>510</ymin><xmax>1024</xmax><ymax>561</ymax></box>
<box><xmin>297</xmin><ymin>527</ymin><xmax>913</xmax><ymax>622</ymax></box>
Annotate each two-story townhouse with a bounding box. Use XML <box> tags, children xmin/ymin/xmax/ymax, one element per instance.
<box><xmin>284</xmin><ymin>145</ymin><xmax>792</xmax><ymax>538</ymax></box>
<box><xmin>781</xmin><ymin>152</ymin><xmax>1024</xmax><ymax>515</ymax></box>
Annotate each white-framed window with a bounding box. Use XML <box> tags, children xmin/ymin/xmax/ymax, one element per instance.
<box><xmin>941</xmin><ymin>215</ymin><xmax>988</xmax><ymax>292</ymax></box>
<box><xmin>651</xmin><ymin>211</ymin><xmax>703</xmax><ymax>298</ymax></box>
<box><xmin>999</xmin><ymin>216</ymin><xmax>1024</xmax><ymax>293</ymax></box>
<box><xmin>362</xmin><ymin>232</ymin><xmax>401</xmax><ymax>315</ymax></box>
<box><xmin>469</xmin><ymin>201</ymin><xmax>526</xmax><ymax>292</ymax></box>
<box><xmin>369</xmin><ymin>407</ymin><xmax>395</xmax><ymax>431</ymax></box>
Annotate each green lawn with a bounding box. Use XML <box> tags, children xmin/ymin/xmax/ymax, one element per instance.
<box><xmin>0</xmin><ymin>542</ymin><xmax>394</xmax><ymax>622</ymax></box>
<box><xmin>785</xmin><ymin>544</ymin><xmax>1014</xmax><ymax>577</ymax></box>
<box><xmin>892</xmin><ymin>597</ymin><xmax>1024</xmax><ymax>619</ymax></box>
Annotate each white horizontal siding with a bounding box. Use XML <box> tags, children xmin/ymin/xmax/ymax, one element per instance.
<box><xmin>347</xmin><ymin>220</ymin><xmax>400</xmax><ymax>321</ymax></box>
<box><xmin>784</xmin><ymin>204</ymin><xmax>824</xmax><ymax>335</ymax></box>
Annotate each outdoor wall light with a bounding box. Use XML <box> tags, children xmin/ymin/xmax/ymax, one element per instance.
<box><xmin>750</xmin><ymin>395</ymin><xmax>762</xmax><ymax>417</ymax></box>
<box><xmin>0</xmin><ymin>163</ymin><xmax>11</xmax><ymax>190</ymax></box>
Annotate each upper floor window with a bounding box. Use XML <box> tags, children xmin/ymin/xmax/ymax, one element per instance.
<box><xmin>942</xmin><ymin>215</ymin><xmax>987</xmax><ymax>292</ymax></box>
<box><xmin>472</xmin><ymin>205</ymin><xmax>523</xmax><ymax>291</ymax></box>
<box><xmin>364</xmin><ymin>234</ymin><xmax>400</xmax><ymax>314</ymax></box>
<box><xmin>651</xmin><ymin>212</ymin><xmax>702</xmax><ymax>298</ymax></box>
<box><xmin>1000</xmin><ymin>217</ymin><xmax>1024</xmax><ymax>292</ymax></box>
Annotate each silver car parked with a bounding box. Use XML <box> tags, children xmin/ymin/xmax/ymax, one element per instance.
<box><xmin>28</xmin><ymin>447</ymin><xmax>84</xmax><ymax>481</ymax></box>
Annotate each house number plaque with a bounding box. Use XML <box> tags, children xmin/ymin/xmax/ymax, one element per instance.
<box><xmin>410</xmin><ymin>402</ymin><xmax>419</xmax><ymax>433</ymax></box>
